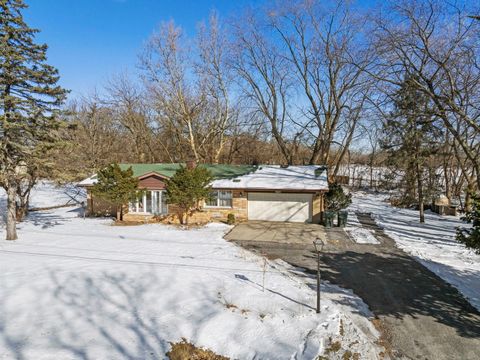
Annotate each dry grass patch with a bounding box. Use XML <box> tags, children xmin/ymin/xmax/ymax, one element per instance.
<box><xmin>167</xmin><ymin>338</ymin><xmax>229</xmax><ymax>360</ymax></box>
<box><xmin>372</xmin><ymin>317</ymin><xmax>395</xmax><ymax>359</ymax></box>
<box><xmin>322</xmin><ymin>336</ymin><xmax>361</xmax><ymax>360</ymax></box>
<box><xmin>111</xmin><ymin>220</ymin><xmax>148</xmax><ymax>226</ymax></box>
<box><xmin>225</xmin><ymin>302</ymin><xmax>237</xmax><ymax>309</ymax></box>
<box><xmin>342</xmin><ymin>350</ymin><xmax>360</xmax><ymax>360</ymax></box>
<box><xmin>325</xmin><ymin>339</ymin><xmax>342</xmax><ymax>354</ymax></box>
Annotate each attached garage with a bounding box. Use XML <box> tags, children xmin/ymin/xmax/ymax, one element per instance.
<box><xmin>247</xmin><ymin>192</ymin><xmax>313</xmax><ymax>223</ymax></box>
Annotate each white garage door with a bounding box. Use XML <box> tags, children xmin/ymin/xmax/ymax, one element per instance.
<box><xmin>248</xmin><ymin>192</ymin><xmax>312</xmax><ymax>223</ymax></box>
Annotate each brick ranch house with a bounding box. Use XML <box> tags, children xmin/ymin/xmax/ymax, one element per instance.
<box><xmin>78</xmin><ymin>163</ymin><xmax>329</xmax><ymax>224</ymax></box>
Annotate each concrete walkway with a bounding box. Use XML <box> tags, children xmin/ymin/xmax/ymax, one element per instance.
<box><xmin>227</xmin><ymin>218</ymin><xmax>480</xmax><ymax>360</ymax></box>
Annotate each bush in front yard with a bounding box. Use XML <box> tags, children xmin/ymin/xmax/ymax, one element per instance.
<box><xmin>165</xmin><ymin>165</ymin><xmax>213</xmax><ymax>225</ymax></box>
<box><xmin>167</xmin><ymin>338</ymin><xmax>229</xmax><ymax>360</ymax></box>
<box><xmin>456</xmin><ymin>192</ymin><xmax>480</xmax><ymax>254</ymax></box>
<box><xmin>227</xmin><ymin>213</ymin><xmax>236</xmax><ymax>225</ymax></box>
<box><xmin>325</xmin><ymin>183</ymin><xmax>352</xmax><ymax>211</ymax></box>
<box><xmin>92</xmin><ymin>164</ymin><xmax>139</xmax><ymax>221</ymax></box>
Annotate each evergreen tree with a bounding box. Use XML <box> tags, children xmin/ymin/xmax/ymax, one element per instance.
<box><xmin>381</xmin><ymin>74</ymin><xmax>441</xmax><ymax>223</ymax></box>
<box><xmin>325</xmin><ymin>183</ymin><xmax>352</xmax><ymax>211</ymax></box>
<box><xmin>456</xmin><ymin>192</ymin><xmax>480</xmax><ymax>254</ymax></box>
<box><xmin>92</xmin><ymin>164</ymin><xmax>139</xmax><ymax>221</ymax></box>
<box><xmin>0</xmin><ymin>0</ymin><xmax>68</xmax><ymax>240</ymax></box>
<box><xmin>165</xmin><ymin>166</ymin><xmax>213</xmax><ymax>225</ymax></box>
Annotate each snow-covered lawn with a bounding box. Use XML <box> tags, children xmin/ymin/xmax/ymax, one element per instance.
<box><xmin>0</xmin><ymin>183</ymin><xmax>382</xmax><ymax>360</ymax></box>
<box><xmin>349</xmin><ymin>191</ymin><xmax>480</xmax><ymax>311</ymax></box>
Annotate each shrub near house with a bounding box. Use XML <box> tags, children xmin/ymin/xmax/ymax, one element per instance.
<box><xmin>92</xmin><ymin>164</ymin><xmax>139</xmax><ymax>221</ymax></box>
<box><xmin>165</xmin><ymin>166</ymin><xmax>213</xmax><ymax>225</ymax></box>
<box><xmin>325</xmin><ymin>183</ymin><xmax>352</xmax><ymax>212</ymax></box>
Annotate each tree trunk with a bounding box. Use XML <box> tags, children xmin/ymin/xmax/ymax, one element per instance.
<box><xmin>6</xmin><ymin>184</ymin><xmax>18</xmax><ymax>240</ymax></box>
<box><xmin>177</xmin><ymin>210</ymin><xmax>185</xmax><ymax>225</ymax></box>
<box><xmin>443</xmin><ymin>161</ymin><xmax>451</xmax><ymax>202</ymax></box>
<box><xmin>416</xmin><ymin>161</ymin><xmax>425</xmax><ymax>223</ymax></box>
<box><xmin>465</xmin><ymin>182</ymin><xmax>475</xmax><ymax>212</ymax></box>
<box><xmin>16</xmin><ymin>205</ymin><xmax>28</xmax><ymax>222</ymax></box>
<box><xmin>370</xmin><ymin>156</ymin><xmax>374</xmax><ymax>189</ymax></box>
<box><xmin>15</xmin><ymin>190</ymin><xmax>30</xmax><ymax>222</ymax></box>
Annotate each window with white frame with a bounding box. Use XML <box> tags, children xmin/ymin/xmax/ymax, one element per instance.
<box><xmin>206</xmin><ymin>190</ymin><xmax>233</xmax><ymax>208</ymax></box>
<box><xmin>129</xmin><ymin>190</ymin><xmax>168</xmax><ymax>214</ymax></box>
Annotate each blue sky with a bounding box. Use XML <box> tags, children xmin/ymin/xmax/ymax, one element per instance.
<box><xmin>24</xmin><ymin>0</ymin><xmax>261</xmax><ymax>98</ymax></box>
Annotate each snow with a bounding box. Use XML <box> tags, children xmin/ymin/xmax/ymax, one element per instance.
<box><xmin>29</xmin><ymin>181</ymin><xmax>86</xmax><ymax>208</ymax></box>
<box><xmin>345</xmin><ymin>227</ymin><xmax>380</xmax><ymax>245</ymax></box>
<box><xmin>337</xmin><ymin>164</ymin><xmax>464</xmax><ymax>193</ymax></box>
<box><xmin>77</xmin><ymin>174</ymin><xmax>97</xmax><ymax>187</ymax></box>
<box><xmin>0</xmin><ymin>182</ymin><xmax>381</xmax><ymax>359</ymax></box>
<box><xmin>344</xmin><ymin>213</ymin><xmax>380</xmax><ymax>245</ymax></box>
<box><xmin>79</xmin><ymin>165</ymin><xmax>329</xmax><ymax>192</ymax></box>
<box><xmin>337</xmin><ymin>164</ymin><xmax>397</xmax><ymax>187</ymax></box>
<box><xmin>212</xmin><ymin>165</ymin><xmax>328</xmax><ymax>191</ymax></box>
<box><xmin>349</xmin><ymin>191</ymin><xmax>480</xmax><ymax>311</ymax></box>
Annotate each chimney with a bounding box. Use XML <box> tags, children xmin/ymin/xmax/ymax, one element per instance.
<box><xmin>315</xmin><ymin>165</ymin><xmax>328</xmax><ymax>178</ymax></box>
<box><xmin>186</xmin><ymin>160</ymin><xmax>197</xmax><ymax>170</ymax></box>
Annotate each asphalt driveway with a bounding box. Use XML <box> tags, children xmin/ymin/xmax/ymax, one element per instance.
<box><xmin>226</xmin><ymin>218</ymin><xmax>480</xmax><ymax>360</ymax></box>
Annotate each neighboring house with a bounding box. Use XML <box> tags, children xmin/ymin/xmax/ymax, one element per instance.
<box><xmin>78</xmin><ymin>163</ymin><xmax>329</xmax><ymax>223</ymax></box>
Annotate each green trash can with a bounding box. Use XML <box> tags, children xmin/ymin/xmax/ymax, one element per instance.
<box><xmin>323</xmin><ymin>210</ymin><xmax>336</xmax><ymax>228</ymax></box>
<box><xmin>337</xmin><ymin>210</ymin><xmax>348</xmax><ymax>227</ymax></box>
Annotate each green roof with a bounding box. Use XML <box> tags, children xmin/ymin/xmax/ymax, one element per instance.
<box><xmin>118</xmin><ymin>163</ymin><xmax>258</xmax><ymax>180</ymax></box>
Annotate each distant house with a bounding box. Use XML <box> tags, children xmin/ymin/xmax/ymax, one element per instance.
<box><xmin>78</xmin><ymin>163</ymin><xmax>329</xmax><ymax>224</ymax></box>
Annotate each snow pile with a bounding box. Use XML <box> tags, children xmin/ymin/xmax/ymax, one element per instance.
<box><xmin>0</xmin><ymin>183</ymin><xmax>382</xmax><ymax>359</ymax></box>
<box><xmin>345</xmin><ymin>227</ymin><xmax>380</xmax><ymax>245</ymax></box>
<box><xmin>345</xmin><ymin>213</ymin><xmax>380</xmax><ymax>244</ymax></box>
<box><xmin>349</xmin><ymin>191</ymin><xmax>480</xmax><ymax>311</ymax></box>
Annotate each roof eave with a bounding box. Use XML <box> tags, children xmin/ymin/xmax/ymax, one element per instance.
<box><xmin>211</xmin><ymin>186</ymin><xmax>328</xmax><ymax>192</ymax></box>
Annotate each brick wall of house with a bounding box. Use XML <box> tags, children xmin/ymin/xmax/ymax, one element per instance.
<box><xmin>202</xmin><ymin>190</ymin><xmax>248</xmax><ymax>222</ymax></box>
<box><xmin>159</xmin><ymin>205</ymin><xmax>213</xmax><ymax>225</ymax></box>
<box><xmin>121</xmin><ymin>190</ymin><xmax>247</xmax><ymax>224</ymax></box>
<box><xmin>123</xmin><ymin>212</ymin><xmax>155</xmax><ymax>222</ymax></box>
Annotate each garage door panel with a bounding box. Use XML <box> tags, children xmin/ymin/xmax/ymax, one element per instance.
<box><xmin>248</xmin><ymin>192</ymin><xmax>312</xmax><ymax>222</ymax></box>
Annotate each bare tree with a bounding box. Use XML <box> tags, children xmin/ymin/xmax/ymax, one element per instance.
<box><xmin>358</xmin><ymin>120</ymin><xmax>383</xmax><ymax>189</ymax></box>
<box><xmin>230</xmin><ymin>10</ymin><xmax>296</xmax><ymax>164</ymax></box>
<box><xmin>273</xmin><ymin>0</ymin><xmax>371</xmax><ymax>173</ymax></box>
<box><xmin>105</xmin><ymin>74</ymin><xmax>158</xmax><ymax>163</ymax></box>
<box><xmin>140</xmin><ymin>17</ymin><xmax>235</xmax><ymax>164</ymax></box>
<box><xmin>54</xmin><ymin>96</ymin><xmax>121</xmax><ymax>179</ymax></box>
<box><xmin>370</xmin><ymin>0</ymin><xmax>480</xmax><ymax>193</ymax></box>
<box><xmin>195</xmin><ymin>13</ymin><xmax>236</xmax><ymax>163</ymax></box>
<box><xmin>231</xmin><ymin>1</ymin><xmax>371</xmax><ymax>170</ymax></box>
